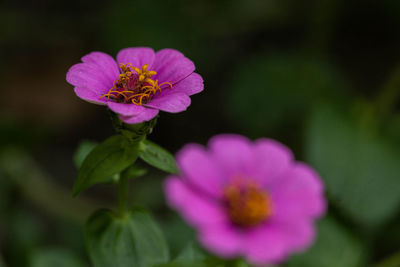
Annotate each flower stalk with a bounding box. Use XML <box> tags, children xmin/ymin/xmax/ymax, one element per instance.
<box><xmin>117</xmin><ymin>174</ymin><xmax>129</xmax><ymax>216</ymax></box>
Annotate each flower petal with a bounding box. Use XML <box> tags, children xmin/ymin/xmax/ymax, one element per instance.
<box><xmin>208</xmin><ymin>134</ymin><xmax>256</xmax><ymax>180</ymax></box>
<box><xmin>116</xmin><ymin>47</ymin><xmax>155</xmax><ymax>69</ymax></box>
<box><xmin>243</xmin><ymin>224</ymin><xmax>289</xmax><ymax>265</ymax></box>
<box><xmin>275</xmin><ymin>220</ymin><xmax>315</xmax><ymax>252</ymax></box>
<box><xmin>81</xmin><ymin>51</ymin><xmax>119</xmax><ymax>85</ymax></box>
<box><xmin>66</xmin><ymin>63</ymin><xmax>112</xmax><ymax>93</ymax></box>
<box><xmin>252</xmin><ymin>139</ymin><xmax>294</xmax><ymax>187</ymax></box>
<box><xmin>199</xmin><ymin>223</ymin><xmax>242</xmax><ymax>258</ymax></box>
<box><xmin>74</xmin><ymin>87</ymin><xmax>107</xmax><ymax>105</ymax></box>
<box><xmin>144</xmin><ymin>92</ymin><xmax>191</xmax><ymax>113</ymax></box>
<box><xmin>119</xmin><ymin>108</ymin><xmax>159</xmax><ymax>124</ymax></box>
<box><xmin>107</xmin><ymin>102</ymin><xmax>147</xmax><ymax>116</ymax></box>
<box><xmin>169</xmin><ymin>72</ymin><xmax>204</xmax><ymax>96</ymax></box>
<box><xmin>152</xmin><ymin>48</ymin><xmax>195</xmax><ymax>85</ymax></box>
<box><xmin>176</xmin><ymin>144</ymin><xmax>226</xmax><ymax>198</ymax></box>
<box><xmin>271</xmin><ymin>163</ymin><xmax>326</xmax><ymax>220</ymax></box>
<box><xmin>164</xmin><ymin>177</ymin><xmax>227</xmax><ymax>228</ymax></box>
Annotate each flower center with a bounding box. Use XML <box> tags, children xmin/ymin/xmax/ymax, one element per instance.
<box><xmin>100</xmin><ymin>63</ymin><xmax>172</xmax><ymax>105</ymax></box>
<box><xmin>224</xmin><ymin>181</ymin><xmax>272</xmax><ymax>227</ymax></box>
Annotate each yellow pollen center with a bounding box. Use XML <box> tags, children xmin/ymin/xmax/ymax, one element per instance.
<box><xmin>224</xmin><ymin>182</ymin><xmax>272</xmax><ymax>227</ymax></box>
<box><xmin>100</xmin><ymin>63</ymin><xmax>173</xmax><ymax>105</ymax></box>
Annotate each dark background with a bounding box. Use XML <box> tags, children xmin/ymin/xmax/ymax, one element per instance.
<box><xmin>1</xmin><ymin>0</ymin><xmax>400</xmax><ymax>266</ymax></box>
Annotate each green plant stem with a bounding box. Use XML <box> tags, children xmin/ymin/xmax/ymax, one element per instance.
<box><xmin>374</xmin><ymin>251</ymin><xmax>400</xmax><ymax>267</ymax></box>
<box><xmin>117</xmin><ymin>174</ymin><xmax>129</xmax><ymax>216</ymax></box>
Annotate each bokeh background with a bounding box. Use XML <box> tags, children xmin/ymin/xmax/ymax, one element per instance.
<box><xmin>1</xmin><ymin>0</ymin><xmax>400</xmax><ymax>266</ymax></box>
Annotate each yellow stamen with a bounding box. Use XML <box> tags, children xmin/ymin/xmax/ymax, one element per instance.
<box><xmin>225</xmin><ymin>181</ymin><xmax>272</xmax><ymax>227</ymax></box>
<box><xmin>159</xmin><ymin>82</ymin><xmax>173</xmax><ymax>89</ymax></box>
<box><xmin>99</xmin><ymin>63</ymin><xmax>173</xmax><ymax>106</ymax></box>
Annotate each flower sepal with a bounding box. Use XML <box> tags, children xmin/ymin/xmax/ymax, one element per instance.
<box><xmin>110</xmin><ymin>110</ymin><xmax>158</xmax><ymax>141</ymax></box>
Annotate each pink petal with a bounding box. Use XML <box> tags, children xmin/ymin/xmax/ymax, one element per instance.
<box><xmin>119</xmin><ymin>108</ymin><xmax>159</xmax><ymax>124</ymax></box>
<box><xmin>275</xmin><ymin>220</ymin><xmax>315</xmax><ymax>252</ymax></box>
<box><xmin>164</xmin><ymin>177</ymin><xmax>227</xmax><ymax>228</ymax></box>
<box><xmin>116</xmin><ymin>47</ymin><xmax>155</xmax><ymax>69</ymax></box>
<box><xmin>152</xmin><ymin>48</ymin><xmax>195</xmax><ymax>85</ymax></box>
<box><xmin>66</xmin><ymin>63</ymin><xmax>112</xmax><ymax>93</ymax></box>
<box><xmin>271</xmin><ymin>163</ymin><xmax>326</xmax><ymax>220</ymax></box>
<box><xmin>208</xmin><ymin>134</ymin><xmax>256</xmax><ymax>180</ymax></box>
<box><xmin>252</xmin><ymin>139</ymin><xmax>294</xmax><ymax>187</ymax></box>
<box><xmin>199</xmin><ymin>223</ymin><xmax>243</xmax><ymax>258</ymax></box>
<box><xmin>243</xmin><ymin>224</ymin><xmax>289</xmax><ymax>265</ymax></box>
<box><xmin>74</xmin><ymin>87</ymin><xmax>107</xmax><ymax>105</ymax></box>
<box><xmin>107</xmin><ymin>102</ymin><xmax>147</xmax><ymax>116</ymax></box>
<box><xmin>144</xmin><ymin>92</ymin><xmax>191</xmax><ymax>113</ymax></box>
<box><xmin>170</xmin><ymin>72</ymin><xmax>204</xmax><ymax>96</ymax></box>
<box><xmin>176</xmin><ymin>144</ymin><xmax>226</xmax><ymax>198</ymax></box>
<box><xmin>81</xmin><ymin>51</ymin><xmax>119</xmax><ymax>85</ymax></box>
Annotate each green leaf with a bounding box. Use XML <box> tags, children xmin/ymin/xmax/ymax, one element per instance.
<box><xmin>73</xmin><ymin>140</ymin><xmax>98</xmax><ymax>168</ymax></box>
<box><xmin>287</xmin><ymin>217</ymin><xmax>365</xmax><ymax>267</ymax></box>
<box><xmin>139</xmin><ymin>140</ymin><xmax>178</xmax><ymax>174</ymax></box>
<box><xmin>73</xmin><ymin>135</ymin><xmax>141</xmax><ymax>196</ymax></box>
<box><xmin>30</xmin><ymin>248</ymin><xmax>87</xmax><ymax>267</ymax></box>
<box><xmin>85</xmin><ymin>208</ymin><xmax>169</xmax><ymax>267</ymax></box>
<box><xmin>305</xmin><ymin>106</ymin><xmax>400</xmax><ymax>229</ymax></box>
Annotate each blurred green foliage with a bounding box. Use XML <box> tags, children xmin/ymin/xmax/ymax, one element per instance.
<box><xmin>227</xmin><ymin>53</ymin><xmax>350</xmax><ymax>136</ymax></box>
<box><xmin>287</xmin><ymin>217</ymin><xmax>366</xmax><ymax>267</ymax></box>
<box><xmin>1</xmin><ymin>0</ymin><xmax>400</xmax><ymax>266</ymax></box>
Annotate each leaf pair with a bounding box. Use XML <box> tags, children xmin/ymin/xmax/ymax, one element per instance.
<box><xmin>85</xmin><ymin>208</ymin><xmax>169</xmax><ymax>267</ymax></box>
<box><xmin>73</xmin><ymin>135</ymin><xmax>178</xmax><ymax>196</ymax></box>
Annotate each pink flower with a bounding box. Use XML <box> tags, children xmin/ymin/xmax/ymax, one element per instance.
<box><xmin>165</xmin><ymin>134</ymin><xmax>326</xmax><ymax>265</ymax></box>
<box><xmin>66</xmin><ymin>47</ymin><xmax>203</xmax><ymax>124</ymax></box>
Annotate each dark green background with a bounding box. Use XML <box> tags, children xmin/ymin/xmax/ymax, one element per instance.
<box><xmin>1</xmin><ymin>0</ymin><xmax>400</xmax><ymax>266</ymax></box>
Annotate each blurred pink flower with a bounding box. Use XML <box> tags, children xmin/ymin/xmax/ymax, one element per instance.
<box><xmin>66</xmin><ymin>47</ymin><xmax>203</xmax><ymax>124</ymax></box>
<box><xmin>165</xmin><ymin>134</ymin><xmax>326</xmax><ymax>265</ymax></box>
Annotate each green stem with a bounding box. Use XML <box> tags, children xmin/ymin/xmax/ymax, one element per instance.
<box><xmin>374</xmin><ymin>251</ymin><xmax>400</xmax><ymax>267</ymax></box>
<box><xmin>117</xmin><ymin>174</ymin><xmax>129</xmax><ymax>216</ymax></box>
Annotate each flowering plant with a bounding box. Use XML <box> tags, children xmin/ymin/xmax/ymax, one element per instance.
<box><xmin>65</xmin><ymin>47</ymin><xmax>326</xmax><ymax>267</ymax></box>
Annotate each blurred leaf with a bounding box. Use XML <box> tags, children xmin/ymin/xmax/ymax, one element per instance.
<box><xmin>73</xmin><ymin>140</ymin><xmax>98</xmax><ymax>168</ymax></box>
<box><xmin>375</xmin><ymin>251</ymin><xmax>400</xmax><ymax>267</ymax></box>
<box><xmin>287</xmin><ymin>217</ymin><xmax>365</xmax><ymax>267</ymax></box>
<box><xmin>305</xmin><ymin>106</ymin><xmax>400</xmax><ymax>229</ymax></box>
<box><xmin>5</xmin><ymin>209</ymin><xmax>44</xmax><ymax>267</ymax></box>
<box><xmin>85</xmin><ymin>208</ymin><xmax>169</xmax><ymax>267</ymax></box>
<box><xmin>73</xmin><ymin>135</ymin><xmax>140</xmax><ymax>196</ymax></box>
<box><xmin>226</xmin><ymin>54</ymin><xmax>350</xmax><ymax>135</ymax></box>
<box><xmin>155</xmin><ymin>261</ymin><xmax>208</xmax><ymax>267</ymax></box>
<box><xmin>160</xmin><ymin>214</ymin><xmax>196</xmax><ymax>257</ymax></box>
<box><xmin>139</xmin><ymin>140</ymin><xmax>178</xmax><ymax>174</ymax></box>
<box><xmin>120</xmin><ymin>165</ymin><xmax>148</xmax><ymax>180</ymax></box>
<box><xmin>30</xmin><ymin>248</ymin><xmax>87</xmax><ymax>267</ymax></box>
<box><xmin>175</xmin><ymin>242</ymin><xmax>205</xmax><ymax>262</ymax></box>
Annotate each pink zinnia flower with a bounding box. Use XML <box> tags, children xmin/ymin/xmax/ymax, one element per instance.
<box><xmin>165</xmin><ymin>134</ymin><xmax>326</xmax><ymax>265</ymax></box>
<box><xmin>66</xmin><ymin>47</ymin><xmax>203</xmax><ymax>124</ymax></box>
